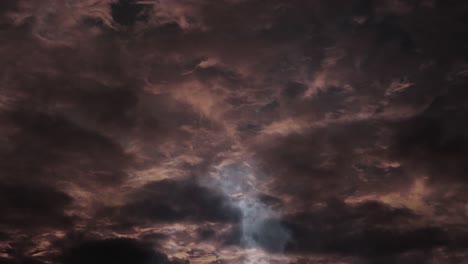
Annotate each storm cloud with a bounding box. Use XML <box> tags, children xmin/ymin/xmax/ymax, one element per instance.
<box><xmin>1</xmin><ymin>0</ymin><xmax>468</xmax><ymax>263</ymax></box>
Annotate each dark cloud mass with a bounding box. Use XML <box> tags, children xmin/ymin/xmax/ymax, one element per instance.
<box><xmin>104</xmin><ymin>179</ymin><xmax>241</xmax><ymax>225</ymax></box>
<box><xmin>1</xmin><ymin>0</ymin><xmax>468</xmax><ymax>263</ymax></box>
<box><xmin>61</xmin><ymin>238</ymin><xmax>170</xmax><ymax>264</ymax></box>
<box><xmin>0</xmin><ymin>184</ymin><xmax>73</xmax><ymax>230</ymax></box>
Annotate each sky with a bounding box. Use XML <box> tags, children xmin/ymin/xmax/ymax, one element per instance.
<box><xmin>1</xmin><ymin>0</ymin><xmax>468</xmax><ymax>263</ymax></box>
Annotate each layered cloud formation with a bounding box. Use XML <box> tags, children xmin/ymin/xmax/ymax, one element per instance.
<box><xmin>1</xmin><ymin>0</ymin><xmax>468</xmax><ymax>263</ymax></box>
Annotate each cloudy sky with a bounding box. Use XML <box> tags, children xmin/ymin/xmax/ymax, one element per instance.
<box><xmin>1</xmin><ymin>0</ymin><xmax>468</xmax><ymax>263</ymax></box>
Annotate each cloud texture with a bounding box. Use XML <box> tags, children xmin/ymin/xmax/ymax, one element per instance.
<box><xmin>1</xmin><ymin>0</ymin><xmax>468</xmax><ymax>263</ymax></box>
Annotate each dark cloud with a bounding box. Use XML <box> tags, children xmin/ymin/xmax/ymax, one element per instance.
<box><xmin>0</xmin><ymin>183</ymin><xmax>73</xmax><ymax>230</ymax></box>
<box><xmin>394</xmin><ymin>84</ymin><xmax>468</xmax><ymax>182</ymax></box>
<box><xmin>281</xmin><ymin>200</ymin><xmax>466</xmax><ymax>262</ymax></box>
<box><xmin>61</xmin><ymin>238</ymin><xmax>169</xmax><ymax>264</ymax></box>
<box><xmin>282</xmin><ymin>81</ymin><xmax>307</xmax><ymax>99</ymax></box>
<box><xmin>0</xmin><ymin>0</ymin><xmax>16</xmax><ymax>16</ymax></box>
<box><xmin>1</xmin><ymin>0</ymin><xmax>468</xmax><ymax>263</ymax></box>
<box><xmin>103</xmin><ymin>179</ymin><xmax>241</xmax><ymax>226</ymax></box>
<box><xmin>0</xmin><ymin>111</ymin><xmax>132</xmax><ymax>186</ymax></box>
<box><xmin>111</xmin><ymin>0</ymin><xmax>151</xmax><ymax>27</ymax></box>
<box><xmin>0</xmin><ymin>257</ymin><xmax>45</xmax><ymax>264</ymax></box>
<box><xmin>221</xmin><ymin>199</ymin><xmax>460</xmax><ymax>262</ymax></box>
<box><xmin>254</xmin><ymin>120</ymin><xmax>408</xmax><ymax>205</ymax></box>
